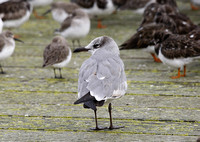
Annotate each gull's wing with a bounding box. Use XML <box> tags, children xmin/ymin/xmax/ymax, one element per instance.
<box><xmin>78</xmin><ymin>55</ymin><xmax>127</xmax><ymax>101</ymax></box>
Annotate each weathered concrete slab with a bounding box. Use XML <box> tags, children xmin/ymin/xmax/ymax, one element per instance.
<box><xmin>0</xmin><ymin>0</ymin><xmax>200</xmax><ymax>141</ymax></box>
<box><xmin>0</xmin><ymin>103</ymin><xmax>200</xmax><ymax>122</ymax></box>
<box><xmin>0</xmin><ymin>115</ymin><xmax>199</xmax><ymax>136</ymax></box>
<box><xmin>0</xmin><ymin>130</ymin><xmax>198</xmax><ymax>142</ymax></box>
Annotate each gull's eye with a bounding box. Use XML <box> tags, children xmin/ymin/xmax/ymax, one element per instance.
<box><xmin>93</xmin><ymin>43</ymin><xmax>100</xmax><ymax>49</ymax></box>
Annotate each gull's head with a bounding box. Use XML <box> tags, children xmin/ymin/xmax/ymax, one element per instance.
<box><xmin>85</xmin><ymin>36</ymin><xmax>119</xmax><ymax>55</ymax></box>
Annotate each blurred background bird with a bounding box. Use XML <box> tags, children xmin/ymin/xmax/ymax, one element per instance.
<box><xmin>0</xmin><ymin>31</ymin><xmax>23</xmax><ymax>74</ymax></box>
<box><xmin>54</xmin><ymin>9</ymin><xmax>90</xmax><ymax>48</ymax></box>
<box><xmin>120</xmin><ymin>0</ymin><xmax>156</xmax><ymax>14</ymax></box>
<box><xmin>70</xmin><ymin>0</ymin><xmax>116</xmax><ymax>28</ymax></box>
<box><xmin>43</xmin><ymin>1</ymin><xmax>80</xmax><ymax>24</ymax></box>
<box><xmin>0</xmin><ymin>14</ymin><xmax>3</xmax><ymax>33</ymax></box>
<box><xmin>30</xmin><ymin>0</ymin><xmax>54</xmax><ymax>19</ymax></box>
<box><xmin>190</xmin><ymin>0</ymin><xmax>200</xmax><ymax>10</ymax></box>
<box><xmin>0</xmin><ymin>0</ymin><xmax>32</xmax><ymax>35</ymax></box>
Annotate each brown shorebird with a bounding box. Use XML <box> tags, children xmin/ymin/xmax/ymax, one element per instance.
<box><xmin>43</xmin><ymin>36</ymin><xmax>72</xmax><ymax>79</ymax></box>
<box><xmin>0</xmin><ymin>0</ymin><xmax>32</xmax><ymax>29</ymax></box>
<box><xmin>154</xmin><ymin>29</ymin><xmax>200</xmax><ymax>79</ymax></box>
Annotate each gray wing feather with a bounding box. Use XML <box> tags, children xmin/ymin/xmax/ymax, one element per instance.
<box><xmin>78</xmin><ymin>58</ymin><xmax>97</xmax><ymax>98</ymax></box>
<box><xmin>78</xmin><ymin>56</ymin><xmax>127</xmax><ymax>101</ymax></box>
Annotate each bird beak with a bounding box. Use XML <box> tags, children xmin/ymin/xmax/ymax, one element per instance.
<box><xmin>42</xmin><ymin>9</ymin><xmax>51</xmax><ymax>16</ymax></box>
<box><xmin>119</xmin><ymin>47</ymin><xmax>125</xmax><ymax>50</ymax></box>
<box><xmin>14</xmin><ymin>38</ymin><xmax>24</xmax><ymax>43</ymax></box>
<box><xmin>73</xmin><ymin>47</ymin><xmax>89</xmax><ymax>53</ymax></box>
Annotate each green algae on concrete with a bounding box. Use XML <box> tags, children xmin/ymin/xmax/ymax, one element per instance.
<box><xmin>0</xmin><ymin>0</ymin><xmax>200</xmax><ymax>141</ymax></box>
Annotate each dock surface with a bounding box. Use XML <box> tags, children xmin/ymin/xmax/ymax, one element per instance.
<box><xmin>0</xmin><ymin>0</ymin><xmax>200</xmax><ymax>141</ymax></box>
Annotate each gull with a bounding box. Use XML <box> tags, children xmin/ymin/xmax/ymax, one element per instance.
<box><xmin>74</xmin><ymin>36</ymin><xmax>127</xmax><ymax>130</ymax></box>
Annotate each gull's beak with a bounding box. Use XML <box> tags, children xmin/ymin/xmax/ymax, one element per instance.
<box><xmin>14</xmin><ymin>37</ymin><xmax>24</xmax><ymax>43</ymax></box>
<box><xmin>73</xmin><ymin>47</ymin><xmax>89</xmax><ymax>53</ymax></box>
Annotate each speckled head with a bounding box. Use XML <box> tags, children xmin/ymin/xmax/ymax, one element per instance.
<box><xmin>153</xmin><ymin>29</ymin><xmax>171</xmax><ymax>44</ymax></box>
<box><xmin>156</xmin><ymin>0</ymin><xmax>177</xmax><ymax>7</ymax></box>
<box><xmin>52</xmin><ymin>36</ymin><xmax>67</xmax><ymax>44</ymax></box>
<box><xmin>4</xmin><ymin>31</ymin><xmax>14</xmax><ymax>39</ymax></box>
<box><xmin>1</xmin><ymin>31</ymin><xmax>24</xmax><ymax>43</ymax></box>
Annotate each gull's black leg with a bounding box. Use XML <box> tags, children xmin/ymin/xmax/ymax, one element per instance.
<box><xmin>108</xmin><ymin>103</ymin><xmax>124</xmax><ymax>130</ymax></box>
<box><xmin>90</xmin><ymin>109</ymin><xmax>107</xmax><ymax>130</ymax></box>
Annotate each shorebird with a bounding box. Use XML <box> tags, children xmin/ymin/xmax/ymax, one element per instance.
<box><xmin>190</xmin><ymin>0</ymin><xmax>200</xmax><ymax>10</ymax></box>
<box><xmin>30</xmin><ymin>0</ymin><xmax>53</xmax><ymax>19</ymax></box>
<box><xmin>140</xmin><ymin>1</ymin><xmax>197</xmax><ymax>34</ymax></box>
<box><xmin>43</xmin><ymin>2</ymin><xmax>80</xmax><ymax>24</ymax></box>
<box><xmin>0</xmin><ymin>0</ymin><xmax>32</xmax><ymax>29</ymax></box>
<box><xmin>186</xmin><ymin>27</ymin><xmax>200</xmax><ymax>40</ymax></box>
<box><xmin>140</xmin><ymin>2</ymin><xmax>178</xmax><ymax>27</ymax></box>
<box><xmin>120</xmin><ymin>23</ymin><xmax>173</xmax><ymax>63</ymax></box>
<box><xmin>112</xmin><ymin>0</ymin><xmax>127</xmax><ymax>10</ymax></box>
<box><xmin>167</xmin><ymin>13</ymin><xmax>197</xmax><ymax>34</ymax></box>
<box><xmin>0</xmin><ymin>0</ymin><xmax>10</xmax><ymax>4</ymax></box>
<box><xmin>0</xmin><ymin>14</ymin><xmax>3</xmax><ymax>33</ymax></box>
<box><xmin>120</xmin><ymin>0</ymin><xmax>156</xmax><ymax>14</ymax></box>
<box><xmin>154</xmin><ymin>30</ymin><xmax>200</xmax><ymax>79</ymax></box>
<box><xmin>0</xmin><ymin>31</ymin><xmax>23</xmax><ymax>74</ymax></box>
<box><xmin>55</xmin><ymin>9</ymin><xmax>90</xmax><ymax>48</ymax></box>
<box><xmin>71</xmin><ymin>0</ymin><xmax>116</xmax><ymax>28</ymax></box>
<box><xmin>156</xmin><ymin>0</ymin><xmax>178</xmax><ymax>10</ymax></box>
<box><xmin>43</xmin><ymin>36</ymin><xmax>72</xmax><ymax>79</ymax></box>
<box><xmin>74</xmin><ymin>36</ymin><xmax>127</xmax><ymax>130</ymax></box>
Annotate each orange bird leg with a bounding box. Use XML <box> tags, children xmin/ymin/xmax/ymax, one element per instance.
<box><xmin>171</xmin><ymin>68</ymin><xmax>182</xmax><ymax>79</ymax></box>
<box><xmin>97</xmin><ymin>20</ymin><xmax>106</xmax><ymax>29</ymax></box>
<box><xmin>151</xmin><ymin>53</ymin><xmax>162</xmax><ymax>63</ymax></box>
<box><xmin>191</xmin><ymin>2</ymin><xmax>200</xmax><ymax>10</ymax></box>
<box><xmin>181</xmin><ymin>65</ymin><xmax>186</xmax><ymax>77</ymax></box>
<box><xmin>33</xmin><ymin>9</ymin><xmax>46</xmax><ymax>19</ymax></box>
